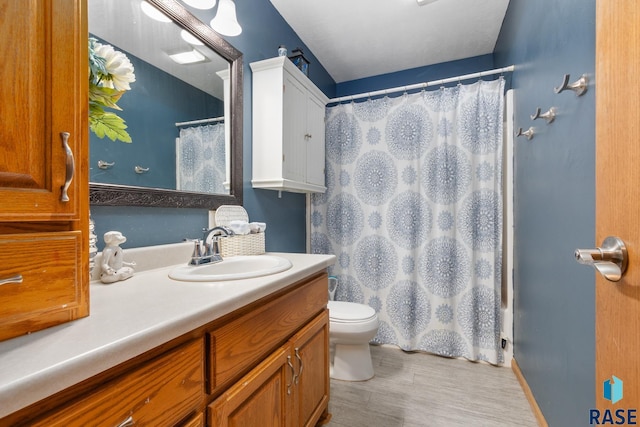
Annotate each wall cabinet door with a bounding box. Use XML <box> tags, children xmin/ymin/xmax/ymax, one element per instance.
<box><xmin>305</xmin><ymin>96</ymin><xmax>326</xmax><ymax>188</ymax></box>
<box><xmin>208</xmin><ymin>346</ymin><xmax>293</xmax><ymax>427</ymax></box>
<box><xmin>251</xmin><ymin>57</ymin><xmax>328</xmax><ymax>194</ymax></box>
<box><xmin>283</xmin><ymin>73</ymin><xmax>308</xmax><ymax>184</ymax></box>
<box><xmin>0</xmin><ymin>0</ymin><xmax>85</xmax><ymax>220</ymax></box>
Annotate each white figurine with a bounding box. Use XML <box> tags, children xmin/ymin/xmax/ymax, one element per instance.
<box><xmin>100</xmin><ymin>231</ymin><xmax>136</xmax><ymax>284</ymax></box>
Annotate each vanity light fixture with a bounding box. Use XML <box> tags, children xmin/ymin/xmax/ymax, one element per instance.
<box><xmin>210</xmin><ymin>0</ymin><xmax>242</xmax><ymax>36</ymax></box>
<box><xmin>140</xmin><ymin>1</ymin><xmax>172</xmax><ymax>22</ymax></box>
<box><xmin>181</xmin><ymin>29</ymin><xmax>205</xmax><ymax>46</ymax></box>
<box><xmin>416</xmin><ymin>0</ymin><xmax>438</xmax><ymax>5</ymax></box>
<box><xmin>169</xmin><ymin>49</ymin><xmax>208</xmax><ymax>65</ymax></box>
<box><xmin>182</xmin><ymin>0</ymin><xmax>216</xmax><ymax>9</ymax></box>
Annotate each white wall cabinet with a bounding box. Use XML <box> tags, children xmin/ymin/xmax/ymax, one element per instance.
<box><xmin>250</xmin><ymin>57</ymin><xmax>329</xmax><ymax>193</ymax></box>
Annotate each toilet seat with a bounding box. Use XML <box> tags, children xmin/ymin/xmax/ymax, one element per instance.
<box><xmin>328</xmin><ymin>301</ymin><xmax>376</xmax><ymax>323</ymax></box>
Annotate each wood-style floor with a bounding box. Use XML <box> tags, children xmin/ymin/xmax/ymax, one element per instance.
<box><xmin>325</xmin><ymin>345</ymin><xmax>538</xmax><ymax>427</ymax></box>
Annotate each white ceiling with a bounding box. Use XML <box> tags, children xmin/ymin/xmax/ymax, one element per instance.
<box><xmin>269</xmin><ymin>0</ymin><xmax>510</xmax><ymax>83</ymax></box>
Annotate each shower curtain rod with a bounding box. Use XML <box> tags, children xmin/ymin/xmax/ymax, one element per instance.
<box><xmin>329</xmin><ymin>65</ymin><xmax>515</xmax><ymax>104</ymax></box>
<box><xmin>175</xmin><ymin>116</ymin><xmax>224</xmax><ymax>127</ymax></box>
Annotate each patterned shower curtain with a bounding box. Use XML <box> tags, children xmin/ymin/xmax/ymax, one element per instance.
<box><xmin>311</xmin><ymin>78</ymin><xmax>505</xmax><ymax>364</ymax></box>
<box><xmin>176</xmin><ymin>123</ymin><xmax>226</xmax><ymax>194</ymax></box>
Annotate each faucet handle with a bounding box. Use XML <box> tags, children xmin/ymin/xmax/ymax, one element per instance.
<box><xmin>184</xmin><ymin>238</ymin><xmax>204</xmax><ymax>263</ymax></box>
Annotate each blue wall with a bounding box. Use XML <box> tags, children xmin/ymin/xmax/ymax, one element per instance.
<box><xmin>336</xmin><ymin>54</ymin><xmax>495</xmax><ymax>98</ymax></box>
<box><xmin>494</xmin><ymin>1</ymin><xmax>596</xmax><ymax>425</ymax></box>
<box><xmin>91</xmin><ymin>0</ymin><xmax>335</xmax><ymax>252</ymax></box>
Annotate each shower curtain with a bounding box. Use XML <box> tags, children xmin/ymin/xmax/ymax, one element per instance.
<box><xmin>176</xmin><ymin>123</ymin><xmax>226</xmax><ymax>193</ymax></box>
<box><xmin>311</xmin><ymin>78</ymin><xmax>505</xmax><ymax>364</ymax></box>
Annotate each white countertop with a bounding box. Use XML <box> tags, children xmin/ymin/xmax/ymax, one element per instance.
<box><xmin>0</xmin><ymin>245</ymin><xmax>335</xmax><ymax>418</ymax></box>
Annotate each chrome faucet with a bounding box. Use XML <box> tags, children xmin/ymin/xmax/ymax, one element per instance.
<box><xmin>188</xmin><ymin>226</ymin><xmax>234</xmax><ymax>266</ymax></box>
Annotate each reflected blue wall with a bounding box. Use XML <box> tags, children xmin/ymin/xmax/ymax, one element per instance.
<box><xmin>493</xmin><ymin>0</ymin><xmax>596</xmax><ymax>424</ymax></box>
<box><xmin>90</xmin><ymin>36</ymin><xmax>223</xmax><ymax>190</ymax></box>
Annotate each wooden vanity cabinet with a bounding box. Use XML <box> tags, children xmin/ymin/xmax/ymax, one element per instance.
<box><xmin>2</xmin><ymin>273</ymin><xmax>330</xmax><ymax>427</ymax></box>
<box><xmin>0</xmin><ymin>0</ymin><xmax>90</xmax><ymax>340</ymax></box>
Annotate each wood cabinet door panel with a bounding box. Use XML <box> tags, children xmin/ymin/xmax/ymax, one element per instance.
<box><xmin>0</xmin><ymin>0</ymin><xmax>83</xmax><ymax>220</ymax></box>
<box><xmin>208</xmin><ymin>346</ymin><xmax>291</xmax><ymax>427</ymax></box>
<box><xmin>291</xmin><ymin>310</ymin><xmax>330</xmax><ymax>427</ymax></box>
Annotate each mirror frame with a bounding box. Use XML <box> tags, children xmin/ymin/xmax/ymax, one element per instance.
<box><xmin>89</xmin><ymin>0</ymin><xmax>243</xmax><ymax>209</ymax></box>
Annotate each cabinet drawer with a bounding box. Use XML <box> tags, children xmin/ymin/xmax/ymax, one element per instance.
<box><xmin>33</xmin><ymin>339</ymin><xmax>204</xmax><ymax>427</ymax></box>
<box><xmin>0</xmin><ymin>231</ymin><xmax>87</xmax><ymax>341</ymax></box>
<box><xmin>208</xmin><ymin>273</ymin><xmax>327</xmax><ymax>394</ymax></box>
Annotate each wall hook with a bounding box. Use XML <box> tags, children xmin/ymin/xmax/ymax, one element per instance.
<box><xmin>530</xmin><ymin>107</ymin><xmax>556</xmax><ymax>124</ymax></box>
<box><xmin>134</xmin><ymin>165</ymin><xmax>150</xmax><ymax>174</ymax></box>
<box><xmin>554</xmin><ymin>74</ymin><xmax>588</xmax><ymax>96</ymax></box>
<box><xmin>516</xmin><ymin>127</ymin><xmax>535</xmax><ymax>140</ymax></box>
<box><xmin>97</xmin><ymin>160</ymin><xmax>115</xmax><ymax>169</ymax></box>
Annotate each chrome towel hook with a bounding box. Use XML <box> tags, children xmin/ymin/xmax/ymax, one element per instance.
<box><xmin>97</xmin><ymin>160</ymin><xmax>115</xmax><ymax>169</ymax></box>
<box><xmin>516</xmin><ymin>127</ymin><xmax>534</xmax><ymax>140</ymax></box>
<box><xmin>530</xmin><ymin>107</ymin><xmax>556</xmax><ymax>124</ymax></box>
<box><xmin>554</xmin><ymin>74</ymin><xmax>588</xmax><ymax>96</ymax></box>
<box><xmin>134</xmin><ymin>165</ymin><xmax>150</xmax><ymax>174</ymax></box>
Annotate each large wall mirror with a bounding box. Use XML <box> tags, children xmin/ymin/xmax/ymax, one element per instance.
<box><xmin>89</xmin><ymin>0</ymin><xmax>243</xmax><ymax>208</ymax></box>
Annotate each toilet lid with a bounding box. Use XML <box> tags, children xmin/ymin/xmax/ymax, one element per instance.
<box><xmin>328</xmin><ymin>301</ymin><xmax>376</xmax><ymax>322</ymax></box>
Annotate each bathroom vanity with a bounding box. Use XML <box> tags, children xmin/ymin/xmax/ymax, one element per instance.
<box><xmin>0</xmin><ymin>248</ymin><xmax>335</xmax><ymax>427</ymax></box>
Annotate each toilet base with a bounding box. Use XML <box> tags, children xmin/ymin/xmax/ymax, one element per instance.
<box><xmin>330</xmin><ymin>343</ymin><xmax>374</xmax><ymax>381</ymax></box>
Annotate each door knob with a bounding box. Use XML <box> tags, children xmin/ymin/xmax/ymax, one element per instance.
<box><xmin>575</xmin><ymin>236</ymin><xmax>628</xmax><ymax>282</ymax></box>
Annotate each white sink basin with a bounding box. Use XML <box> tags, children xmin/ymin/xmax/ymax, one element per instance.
<box><xmin>169</xmin><ymin>255</ymin><xmax>293</xmax><ymax>282</ymax></box>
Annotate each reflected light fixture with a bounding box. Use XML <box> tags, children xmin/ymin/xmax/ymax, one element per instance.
<box><xmin>210</xmin><ymin>0</ymin><xmax>242</xmax><ymax>36</ymax></box>
<box><xmin>182</xmin><ymin>0</ymin><xmax>216</xmax><ymax>9</ymax></box>
<box><xmin>181</xmin><ymin>29</ymin><xmax>205</xmax><ymax>46</ymax></box>
<box><xmin>140</xmin><ymin>1</ymin><xmax>172</xmax><ymax>22</ymax></box>
<box><xmin>169</xmin><ymin>49</ymin><xmax>207</xmax><ymax>65</ymax></box>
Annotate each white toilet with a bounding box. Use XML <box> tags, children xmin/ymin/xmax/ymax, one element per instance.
<box><xmin>328</xmin><ymin>297</ymin><xmax>379</xmax><ymax>381</ymax></box>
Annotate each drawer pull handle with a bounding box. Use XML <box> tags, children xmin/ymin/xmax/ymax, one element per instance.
<box><xmin>116</xmin><ymin>415</ymin><xmax>134</xmax><ymax>427</ymax></box>
<box><xmin>294</xmin><ymin>348</ymin><xmax>303</xmax><ymax>385</ymax></box>
<box><xmin>0</xmin><ymin>274</ymin><xmax>23</xmax><ymax>286</ymax></box>
<box><xmin>287</xmin><ymin>355</ymin><xmax>295</xmax><ymax>395</ymax></box>
<box><xmin>60</xmin><ymin>132</ymin><xmax>75</xmax><ymax>202</ymax></box>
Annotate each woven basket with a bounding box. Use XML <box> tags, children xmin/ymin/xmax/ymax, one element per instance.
<box><xmin>215</xmin><ymin>205</ymin><xmax>266</xmax><ymax>257</ymax></box>
<box><xmin>219</xmin><ymin>232</ymin><xmax>265</xmax><ymax>257</ymax></box>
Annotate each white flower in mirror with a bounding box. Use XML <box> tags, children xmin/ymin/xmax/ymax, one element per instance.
<box><xmin>91</xmin><ymin>42</ymin><xmax>136</xmax><ymax>91</ymax></box>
